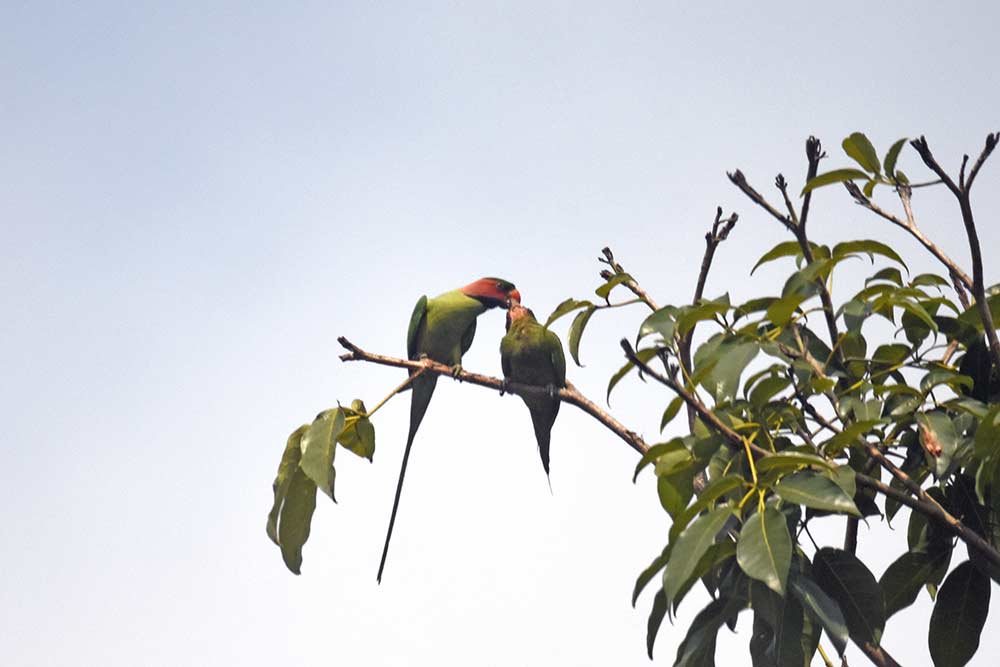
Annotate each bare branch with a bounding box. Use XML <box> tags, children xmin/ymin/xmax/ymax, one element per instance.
<box><xmin>599</xmin><ymin>247</ymin><xmax>659</xmax><ymax>311</ymax></box>
<box><xmin>728</xmin><ymin>169</ymin><xmax>796</xmax><ymax>232</ymax></box>
<box><xmin>798</xmin><ymin>135</ymin><xmax>824</xmax><ymax>233</ymax></box>
<box><xmin>966</xmin><ymin>132</ymin><xmax>1000</xmax><ymax>189</ymax></box>
<box><xmin>337</xmin><ymin>337</ymin><xmax>649</xmax><ymax>456</ymax></box>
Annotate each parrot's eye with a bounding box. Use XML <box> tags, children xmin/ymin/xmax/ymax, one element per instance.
<box><xmin>496</xmin><ymin>281</ymin><xmax>504</xmax><ymax>291</ymax></box>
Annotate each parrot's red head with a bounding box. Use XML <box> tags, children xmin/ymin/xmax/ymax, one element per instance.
<box><xmin>505</xmin><ymin>303</ymin><xmax>536</xmax><ymax>331</ymax></box>
<box><xmin>462</xmin><ymin>277</ymin><xmax>521</xmax><ymax>309</ymax></box>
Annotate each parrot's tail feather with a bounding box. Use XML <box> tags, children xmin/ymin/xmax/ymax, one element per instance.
<box><xmin>377</xmin><ymin>375</ymin><xmax>438</xmax><ymax>583</ymax></box>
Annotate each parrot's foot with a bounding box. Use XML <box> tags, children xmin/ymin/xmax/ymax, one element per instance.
<box><xmin>449</xmin><ymin>363</ymin><xmax>463</xmax><ymax>380</ymax></box>
<box><xmin>500</xmin><ymin>378</ymin><xmax>510</xmax><ymax>396</ymax></box>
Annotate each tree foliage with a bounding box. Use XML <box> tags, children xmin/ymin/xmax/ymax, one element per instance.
<box><xmin>266</xmin><ymin>133</ymin><xmax>1000</xmax><ymax>666</ymax></box>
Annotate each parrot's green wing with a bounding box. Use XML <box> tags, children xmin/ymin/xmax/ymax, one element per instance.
<box><xmin>459</xmin><ymin>317</ymin><xmax>477</xmax><ymax>357</ymax></box>
<box><xmin>406</xmin><ymin>295</ymin><xmax>428</xmax><ymax>360</ymax></box>
<box><xmin>500</xmin><ymin>334</ymin><xmax>513</xmax><ymax>378</ymax></box>
<box><xmin>549</xmin><ymin>329</ymin><xmax>567</xmax><ymax>386</ymax></box>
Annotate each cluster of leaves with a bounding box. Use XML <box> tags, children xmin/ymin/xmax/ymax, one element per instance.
<box><xmin>266</xmin><ymin>400</ymin><xmax>375</xmax><ymax>573</ymax></box>
<box><xmin>802</xmin><ymin>132</ymin><xmax>910</xmax><ymax>197</ymax></box>
<box><xmin>549</xmin><ymin>138</ymin><xmax>999</xmax><ymax>663</ymax></box>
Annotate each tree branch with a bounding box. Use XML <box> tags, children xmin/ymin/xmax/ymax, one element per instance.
<box><xmin>911</xmin><ymin>135</ymin><xmax>1000</xmax><ymax>372</ymax></box>
<box><xmin>337</xmin><ymin>337</ymin><xmax>648</xmax><ymax>456</ymax></box>
<box><xmin>599</xmin><ymin>247</ymin><xmax>659</xmax><ymax>312</ymax></box>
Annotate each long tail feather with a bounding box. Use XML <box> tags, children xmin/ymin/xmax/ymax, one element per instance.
<box><xmin>377</xmin><ymin>374</ymin><xmax>437</xmax><ymax>583</ymax></box>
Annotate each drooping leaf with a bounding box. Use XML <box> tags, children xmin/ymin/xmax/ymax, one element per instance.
<box><xmin>842</xmin><ymin>132</ymin><xmax>881</xmax><ymax>175</ymax></box>
<box><xmin>337</xmin><ymin>400</ymin><xmax>376</xmax><ymax>461</ymax></box>
<box><xmin>568</xmin><ymin>305</ymin><xmax>596</xmax><ymax>366</ymax></box>
<box><xmin>300</xmin><ymin>408</ymin><xmax>346</xmax><ymax>501</ymax></box>
<box><xmin>774</xmin><ymin>470</ymin><xmax>861</xmax><ymax>516</ymax></box>
<box><xmin>880</xmin><ymin>548</ymin><xmax>952</xmax><ymax>619</ymax></box>
<box><xmin>928</xmin><ymin>561</ymin><xmax>991</xmax><ymax>667</ymax></box>
<box><xmin>673</xmin><ymin>596</ymin><xmax>743</xmax><ymax>666</ymax></box>
<box><xmin>669</xmin><ymin>475</ymin><xmax>745</xmax><ymax>542</ymax></box>
<box><xmin>607</xmin><ymin>346</ymin><xmax>657</xmax><ymax>404</ymax></box>
<box><xmin>752</xmin><ymin>241</ymin><xmax>813</xmax><ymax>274</ymax></box>
<box><xmin>801</xmin><ymin>168</ymin><xmax>871</xmax><ymax>195</ymax></box>
<box><xmin>664</xmin><ymin>506</ymin><xmax>734</xmax><ymax>607</ymax></box>
<box><xmin>633</xmin><ymin>438</ymin><xmax>684</xmax><ymax>483</ymax></box>
<box><xmin>737</xmin><ymin>506</ymin><xmax>792</xmax><ymax>595</ymax></box>
<box><xmin>633</xmin><ymin>545</ymin><xmax>671</xmax><ymax>607</ymax></box>
<box><xmin>646</xmin><ymin>588</ymin><xmax>667</xmax><ymax>659</ymax></box>
<box><xmin>267</xmin><ymin>425</ymin><xmax>308</xmax><ymax>545</ymax></box>
<box><xmin>698</xmin><ymin>337</ymin><xmax>760</xmax><ymax>404</ymax></box>
<box><xmin>277</xmin><ymin>468</ymin><xmax>318</xmax><ymax>574</ymax></box>
<box><xmin>790</xmin><ymin>569</ymin><xmax>849</xmax><ymax>656</ymax></box>
<box><xmin>812</xmin><ymin>547</ymin><xmax>885</xmax><ymax>646</ymax></box>
<box><xmin>750</xmin><ymin>581</ymin><xmax>806</xmax><ymax>666</ymax></box>
<box><xmin>660</xmin><ymin>396</ymin><xmax>684</xmax><ymax>432</ymax></box>
<box><xmin>543</xmin><ymin>298</ymin><xmax>593</xmax><ymax>329</ymax></box>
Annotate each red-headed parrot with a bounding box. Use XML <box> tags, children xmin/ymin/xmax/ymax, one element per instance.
<box><xmin>500</xmin><ymin>303</ymin><xmax>566</xmax><ymax>480</ymax></box>
<box><xmin>377</xmin><ymin>277</ymin><xmax>521</xmax><ymax>582</ymax></box>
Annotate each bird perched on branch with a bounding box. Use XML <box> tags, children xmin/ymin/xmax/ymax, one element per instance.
<box><xmin>377</xmin><ymin>277</ymin><xmax>521</xmax><ymax>583</ymax></box>
<box><xmin>500</xmin><ymin>303</ymin><xmax>566</xmax><ymax>482</ymax></box>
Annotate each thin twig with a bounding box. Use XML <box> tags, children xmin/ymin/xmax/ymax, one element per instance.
<box><xmin>599</xmin><ymin>247</ymin><xmax>659</xmax><ymax>312</ymax></box>
<box><xmin>337</xmin><ymin>337</ymin><xmax>648</xmax><ymax>456</ymax></box>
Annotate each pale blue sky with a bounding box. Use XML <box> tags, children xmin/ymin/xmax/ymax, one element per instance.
<box><xmin>3</xmin><ymin>2</ymin><xmax>999</xmax><ymax>665</ymax></box>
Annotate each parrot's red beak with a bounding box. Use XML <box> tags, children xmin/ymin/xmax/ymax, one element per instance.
<box><xmin>507</xmin><ymin>289</ymin><xmax>521</xmax><ymax>307</ymax></box>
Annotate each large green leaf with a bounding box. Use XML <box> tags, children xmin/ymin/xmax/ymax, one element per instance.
<box><xmin>812</xmin><ymin>547</ymin><xmax>885</xmax><ymax>646</ymax></box>
<box><xmin>267</xmin><ymin>425</ymin><xmax>308</xmax><ymax>545</ymax></box>
<box><xmin>832</xmin><ymin>240</ymin><xmax>907</xmax><ymax>270</ymax></box>
<box><xmin>660</xmin><ymin>396</ymin><xmax>684</xmax><ymax>432</ymax></box>
<box><xmin>637</xmin><ymin>305</ymin><xmax>679</xmax><ymax>344</ymax></box>
<box><xmin>673</xmin><ymin>596</ymin><xmax>744</xmax><ymax>666</ymax></box>
<box><xmin>774</xmin><ymin>470</ymin><xmax>861</xmax><ymax>516</ymax></box>
<box><xmin>750</xmin><ymin>582</ymin><xmax>805</xmax><ymax>666</ymax></box>
<box><xmin>737</xmin><ymin>506</ymin><xmax>791</xmax><ymax>595</ymax></box>
<box><xmin>633</xmin><ymin>438</ymin><xmax>685</xmax><ymax>482</ymax></box>
<box><xmin>278</xmin><ymin>468</ymin><xmax>318</xmax><ymax>574</ymax></box>
<box><xmin>879</xmin><ymin>548</ymin><xmax>952</xmax><ymax>619</ymax></box>
<box><xmin>928</xmin><ymin>561</ymin><xmax>991</xmax><ymax>667</ymax></box>
<box><xmin>697</xmin><ymin>337</ymin><xmax>760</xmax><ymax>404</ymax></box>
<box><xmin>669</xmin><ymin>475</ymin><xmax>745</xmax><ymax>542</ymax></box>
<box><xmin>671</xmin><ymin>541</ymin><xmax>737</xmax><ymax>614</ymax></box>
<box><xmin>842</xmin><ymin>132</ymin><xmax>882</xmax><ymax>174</ymax></box>
<box><xmin>568</xmin><ymin>305</ymin><xmax>596</xmax><ymax>366</ymax></box>
<box><xmin>543</xmin><ymin>298</ymin><xmax>593</xmax><ymax>328</ymax></box>
<box><xmin>752</xmin><ymin>241</ymin><xmax>812</xmax><ymax>274</ymax></box>
<box><xmin>300</xmin><ymin>408</ymin><xmax>345</xmax><ymax>501</ymax></box>
<box><xmin>658</xmin><ymin>470</ymin><xmax>695</xmax><ymax>518</ymax></box>
<box><xmin>790</xmin><ymin>569</ymin><xmax>849</xmax><ymax>656</ymax></box>
<box><xmin>801</xmin><ymin>168</ymin><xmax>871</xmax><ymax>195</ymax></box>
<box><xmin>664</xmin><ymin>506</ymin><xmax>734</xmax><ymax>607</ymax></box>
<box><xmin>755</xmin><ymin>451</ymin><xmax>836</xmax><ymax>474</ymax></box>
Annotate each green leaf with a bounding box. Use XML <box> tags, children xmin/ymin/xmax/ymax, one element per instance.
<box><xmin>866</xmin><ymin>267</ymin><xmax>904</xmax><ymax>286</ymax></box>
<box><xmin>637</xmin><ymin>305</ymin><xmax>679</xmax><ymax>344</ymax></box>
<box><xmin>774</xmin><ymin>470</ymin><xmax>861</xmax><ymax>516</ymax></box>
<box><xmin>337</xmin><ymin>400</ymin><xmax>376</xmax><ymax>461</ymax></box>
<box><xmin>676</xmin><ymin>301</ymin><xmax>730</xmax><ymax>337</ymax></box>
<box><xmin>916</xmin><ymin>412</ymin><xmax>961</xmax><ymax>477</ymax></box>
<box><xmin>672</xmin><ymin>541</ymin><xmax>737</xmax><ymax>614</ymax></box>
<box><xmin>568</xmin><ymin>305</ymin><xmax>596</xmax><ymax>366</ymax></box>
<box><xmin>928</xmin><ymin>561</ymin><xmax>991</xmax><ymax>667</ymax></box>
<box><xmin>300</xmin><ymin>408</ymin><xmax>345</xmax><ymax>501</ymax></box>
<box><xmin>673</xmin><ymin>596</ymin><xmax>743</xmax><ymax>666</ymax></box>
<box><xmin>883</xmin><ymin>138</ymin><xmax>907</xmax><ymax>177</ymax></box>
<box><xmin>669</xmin><ymin>475</ymin><xmax>745</xmax><ymax>542</ymax></box>
<box><xmin>267</xmin><ymin>425</ymin><xmax>308</xmax><ymax>545</ymax></box>
<box><xmin>737</xmin><ymin>506</ymin><xmax>792</xmax><ymax>595</ymax></box>
<box><xmin>862</xmin><ymin>179</ymin><xmax>877</xmax><ymax>198</ymax></box>
<box><xmin>660</xmin><ymin>396</ymin><xmax>684</xmax><ymax>432</ymax></box>
<box><xmin>658</xmin><ymin>470</ymin><xmax>695</xmax><ymax>518</ymax></box>
<box><xmin>790</xmin><ymin>570</ymin><xmax>849</xmax><ymax>656</ymax></box>
<box><xmin>752</xmin><ymin>241</ymin><xmax>811</xmax><ymax>274</ymax></box>
<box><xmin>278</xmin><ymin>468</ymin><xmax>318</xmax><ymax>574</ymax></box>
<box><xmin>698</xmin><ymin>338</ymin><xmax>760</xmax><ymax>404</ymax></box>
<box><xmin>842</xmin><ymin>132</ymin><xmax>881</xmax><ymax>175</ymax></box>
<box><xmin>633</xmin><ymin>545</ymin><xmax>670</xmax><ymax>607</ymax></box>
<box><xmin>633</xmin><ymin>438</ymin><xmax>683</xmax><ymax>483</ymax></box>
<box><xmin>812</xmin><ymin>547</ymin><xmax>885</xmax><ymax>646</ymax></box>
<box><xmin>822</xmin><ymin>420</ymin><xmax>882</xmax><ymax>457</ymax></box>
<box><xmin>750</xmin><ymin>582</ymin><xmax>805</xmax><ymax>667</ymax></box>
<box><xmin>801</xmin><ymin>168</ymin><xmax>871</xmax><ymax>195</ymax></box>
<box><xmin>596</xmin><ymin>273</ymin><xmax>634</xmax><ymax>299</ymax></box>
<box><xmin>607</xmin><ymin>347</ymin><xmax>657</xmax><ymax>404</ymax></box>
<box><xmin>880</xmin><ymin>549</ymin><xmax>952</xmax><ymax>619</ymax></box>
<box><xmin>543</xmin><ymin>298</ymin><xmax>593</xmax><ymax>329</ymax></box>
<box><xmin>755</xmin><ymin>451</ymin><xmax>836</xmax><ymax>474</ymax></box>
<box><xmin>832</xmin><ymin>239</ymin><xmax>907</xmax><ymax>270</ymax></box>
<box><xmin>646</xmin><ymin>588</ymin><xmax>667</xmax><ymax>659</ymax></box>
<box><xmin>664</xmin><ymin>506</ymin><xmax>734</xmax><ymax>607</ymax></box>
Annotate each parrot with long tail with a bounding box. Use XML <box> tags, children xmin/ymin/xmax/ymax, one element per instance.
<box><xmin>500</xmin><ymin>303</ymin><xmax>566</xmax><ymax>481</ymax></box>
<box><xmin>377</xmin><ymin>277</ymin><xmax>521</xmax><ymax>582</ymax></box>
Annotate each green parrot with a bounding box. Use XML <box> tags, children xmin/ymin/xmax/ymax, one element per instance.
<box><xmin>500</xmin><ymin>303</ymin><xmax>566</xmax><ymax>481</ymax></box>
<box><xmin>377</xmin><ymin>277</ymin><xmax>521</xmax><ymax>583</ymax></box>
